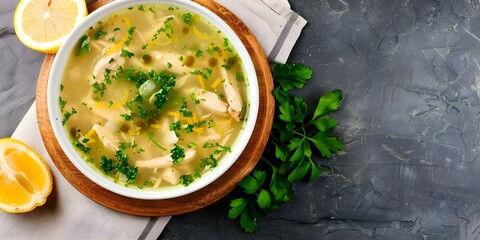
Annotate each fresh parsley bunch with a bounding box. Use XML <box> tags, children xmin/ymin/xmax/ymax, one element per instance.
<box><xmin>228</xmin><ymin>63</ymin><xmax>344</xmax><ymax>233</ymax></box>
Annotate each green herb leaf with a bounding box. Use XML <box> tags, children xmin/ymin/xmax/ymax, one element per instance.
<box><xmin>240</xmin><ymin>208</ymin><xmax>257</xmax><ymax>233</ymax></box>
<box><xmin>125</xmin><ymin>26</ymin><xmax>136</xmax><ymax>46</ymax></box>
<box><xmin>180</xmin><ymin>174</ymin><xmax>194</xmax><ymax>186</ymax></box>
<box><xmin>171</xmin><ymin>144</ymin><xmax>185</xmax><ymax>165</ymax></box>
<box><xmin>274</xmin><ymin>144</ymin><xmax>288</xmax><ymax>161</ymax></box>
<box><xmin>287</xmin><ymin>161</ymin><xmax>310</xmax><ymax>182</ymax></box>
<box><xmin>120</xmin><ymin>48</ymin><xmax>134</xmax><ymax>58</ymax></box>
<box><xmin>190</xmin><ymin>68</ymin><xmax>212</xmax><ymax>80</ymax></box>
<box><xmin>228</xmin><ymin>63</ymin><xmax>344</xmax><ymax>233</ymax></box>
<box><xmin>289</xmin><ymin>139</ymin><xmax>305</xmax><ymax>166</ymax></box>
<box><xmin>238</xmin><ymin>170</ymin><xmax>265</xmax><ymax>194</ymax></box>
<box><xmin>270</xmin><ymin>174</ymin><xmax>293</xmax><ymax>202</ymax></box>
<box><xmin>59</xmin><ymin>97</ymin><xmax>67</xmax><ymax>112</ymax></box>
<box><xmin>181</xmin><ymin>13</ymin><xmax>193</xmax><ymax>25</ymax></box>
<box><xmin>311</xmin><ymin>116</ymin><xmax>337</xmax><ymax>132</ymax></box>
<box><xmin>62</xmin><ymin>108</ymin><xmax>77</xmax><ymax>125</ymax></box>
<box><xmin>195</xmin><ymin>49</ymin><xmax>203</xmax><ymax>58</ymax></box>
<box><xmin>100</xmin><ymin>156</ymin><xmax>115</xmax><ymax>173</ymax></box>
<box><xmin>76</xmin><ymin>35</ymin><xmax>90</xmax><ymax>56</ymax></box>
<box><xmin>228</xmin><ymin>198</ymin><xmax>246</xmax><ymax>219</ymax></box>
<box><xmin>312</xmin><ymin>89</ymin><xmax>343</xmax><ymax>120</ymax></box>
<box><xmin>73</xmin><ymin>140</ymin><xmax>90</xmax><ymax>154</ymax></box>
<box><xmin>309</xmin><ymin>133</ymin><xmax>344</xmax><ymax>158</ymax></box>
<box><xmin>257</xmin><ymin>189</ymin><xmax>272</xmax><ymax>209</ymax></box>
<box><xmin>272</xmin><ymin>64</ymin><xmax>312</xmax><ymax>90</ymax></box>
<box><xmin>179</xmin><ymin>96</ymin><xmax>193</xmax><ymax>118</ymax></box>
<box><xmin>308</xmin><ymin>164</ymin><xmax>325</xmax><ymax>182</ymax></box>
<box><xmin>278</xmin><ymin>101</ymin><xmax>293</xmax><ymax>123</ymax></box>
<box><xmin>93</xmin><ymin>29</ymin><xmax>107</xmax><ymax>40</ymax></box>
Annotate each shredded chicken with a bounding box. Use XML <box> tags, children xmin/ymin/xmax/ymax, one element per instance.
<box><xmin>192</xmin><ymin>88</ymin><xmax>228</xmax><ymax>114</ymax></box>
<box><xmin>92</xmin><ymin>123</ymin><xmax>119</xmax><ymax>150</ymax></box>
<box><xmin>136</xmin><ymin>149</ymin><xmax>196</xmax><ymax>168</ymax></box>
<box><xmin>220</xmin><ymin>68</ymin><xmax>243</xmax><ymax>121</ymax></box>
<box><xmin>92</xmin><ymin>51</ymin><xmax>125</xmax><ymax>79</ymax></box>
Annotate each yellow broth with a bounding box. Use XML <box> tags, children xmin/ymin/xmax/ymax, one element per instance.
<box><xmin>59</xmin><ymin>4</ymin><xmax>248</xmax><ymax>189</ymax></box>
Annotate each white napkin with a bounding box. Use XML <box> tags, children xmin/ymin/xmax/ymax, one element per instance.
<box><xmin>215</xmin><ymin>0</ymin><xmax>307</xmax><ymax>63</ymax></box>
<box><xmin>1</xmin><ymin>104</ymin><xmax>170</xmax><ymax>240</ymax></box>
<box><xmin>0</xmin><ymin>1</ymin><xmax>306</xmax><ymax>239</ymax></box>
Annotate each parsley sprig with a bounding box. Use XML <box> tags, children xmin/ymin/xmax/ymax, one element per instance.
<box><xmin>228</xmin><ymin>63</ymin><xmax>344</xmax><ymax>233</ymax></box>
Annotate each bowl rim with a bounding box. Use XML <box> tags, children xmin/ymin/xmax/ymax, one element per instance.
<box><xmin>47</xmin><ymin>0</ymin><xmax>259</xmax><ymax>200</ymax></box>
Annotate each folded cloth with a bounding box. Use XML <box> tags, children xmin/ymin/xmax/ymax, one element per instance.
<box><xmin>0</xmin><ymin>104</ymin><xmax>170</xmax><ymax>240</ymax></box>
<box><xmin>0</xmin><ymin>0</ymin><xmax>306</xmax><ymax>238</ymax></box>
<box><xmin>214</xmin><ymin>0</ymin><xmax>307</xmax><ymax>63</ymax></box>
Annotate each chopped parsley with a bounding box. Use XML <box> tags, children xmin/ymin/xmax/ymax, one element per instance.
<box><xmin>223</xmin><ymin>37</ymin><xmax>233</xmax><ymax>52</ymax></box>
<box><xmin>62</xmin><ymin>108</ymin><xmax>77</xmax><ymax>125</ymax></box>
<box><xmin>148</xmin><ymin>6</ymin><xmax>157</xmax><ymax>14</ymax></box>
<box><xmin>170</xmin><ymin>144</ymin><xmax>185</xmax><ymax>166</ymax></box>
<box><xmin>97</xmin><ymin>143</ymin><xmax>139</xmax><ymax>183</ymax></box>
<box><xmin>179</xmin><ymin>96</ymin><xmax>193</xmax><ymax>117</ymax></box>
<box><xmin>93</xmin><ymin>28</ymin><xmax>107</xmax><ymax>40</ymax></box>
<box><xmin>195</xmin><ymin>49</ymin><xmax>203</xmax><ymax>58</ymax></box>
<box><xmin>180</xmin><ymin>13</ymin><xmax>193</xmax><ymax>25</ymax></box>
<box><xmin>100</xmin><ymin>156</ymin><xmax>115</xmax><ymax>173</ymax></box>
<box><xmin>190</xmin><ymin>68</ymin><xmax>212</xmax><ymax>80</ymax></box>
<box><xmin>180</xmin><ymin>174</ymin><xmax>194</xmax><ymax>186</ymax></box>
<box><xmin>59</xmin><ymin>97</ymin><xmax>67</xmax><ymax>112</ymax></box>
<box><xmin>236</xmin><ymin>72</ymin><xmax>245</xmax><ymax>82</ymax></box>
<box><xmin>206</xmin><ymin>43</ymin><xmax>220</xmax><ymax>55</ymax></box>
<box><xmin>125</xmin><ymin>26</ymin><xmax>136</xmax><ymax>46</ymax></box>
<box><xmin>190</xmin><ymin>92</ymin><xmax>200</xmax><ymax>105</ymax></box>
<box><xmin>169</xmin><ymin>121</ymin><xmax>182</xmax><ymax>133</ymax></box>
<box><xmin>222</xmin><ymin>54</ymin><xmax>239</xmax><ymax>70</ymax></box>
<box><xmin>151</xmin><ymin>75</ymin><xmax>176</xmax><ymax>113</ymax></box>
<box><xmin>120</xmin><ymin>112</ymin><xmax>133</xmax><ymax>121</ymax></box>
<box><xmin>152</xmin><ymin>17</ymin><xmax>174</xmax><ymax>41</ymax></box>
<box><xmin>120</xmin><ymin>48</ymin><xmax>134</xmax><ymax>58</ymax></box>
<box><xmin>180</xmin><ymin>142</ymin><xmax>231</xmax><ymax>185</ymax></box>
<box><xmin>118</xmin><ymin>67</ymin><xmax>176</xmax><ymax>118</ymax></box>
<box><xmin>91</xmin><ymin>81</ymin><xmax>107</xmax><ymax>100</ymax></box>
<box><xmin>73</xmin><ymin>141</ymin><xmax>91</xmax><ymax>154</ymax></box>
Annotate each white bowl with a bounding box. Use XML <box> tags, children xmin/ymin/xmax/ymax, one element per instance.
<box><xmin>47</xmin><ymin>0</ymin><xmax>258</xmax><ymax>200</ymax></box>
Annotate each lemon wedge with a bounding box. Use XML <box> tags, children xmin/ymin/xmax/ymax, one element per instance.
<box><xmin>13</xmin><ymin>0</ymin><xmax>88</xmax><ymax>53</ymax></box>
<box><xmin>0</xmin><ymin>138</ymin><xmax>53</xmax><ymax>213</ymax></box>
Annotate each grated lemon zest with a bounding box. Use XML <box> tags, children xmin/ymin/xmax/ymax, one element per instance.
<box><xmin>105</xmin><ymin>18</ymin><xmax>132</xmax><ymax>55</ymax></box>
<box><xmin>197</xmin><ymin>75</ymin><xmax>206</xmax><ymax>89</ymax></box>
<box><xmin>211</xmin><ymin>78</ymin><xmax>221</xmax><ymax>89</ymax></box>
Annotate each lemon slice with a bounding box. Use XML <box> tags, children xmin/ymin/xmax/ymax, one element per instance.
<box><xmin>13</xmin><ymin>0</ymin><xmax>88</xmax><ymax>53</ymax></box>
<box><xmin>0</xmin><ymin>138</ymin><xmax>53</xmax><ymax>213</ymax></box>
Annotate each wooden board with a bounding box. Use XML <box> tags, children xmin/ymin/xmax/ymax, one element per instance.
<box><xmin>35</xmin><ymin>0</ymin><xmax>274</xmax><ymax>216</ymax></box>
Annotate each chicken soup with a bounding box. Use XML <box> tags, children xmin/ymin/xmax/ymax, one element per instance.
<box><xmin>59</xmin><ymin>4</ymin><xmax>249</xmax><ymax>190</ymax></box>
